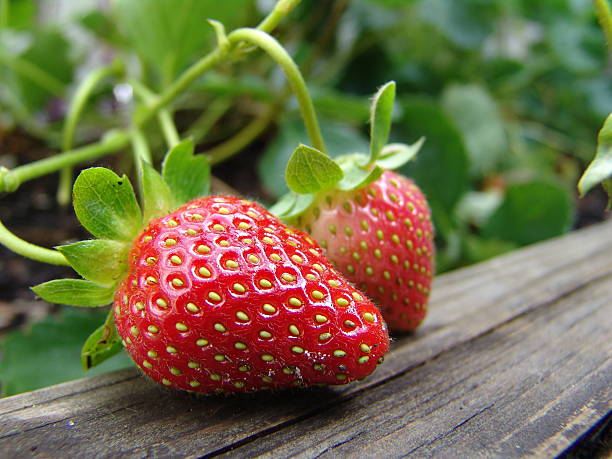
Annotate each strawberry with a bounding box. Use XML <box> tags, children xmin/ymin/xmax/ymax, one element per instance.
<box><xmin>271</xmin><ymin>81</ymin><xmax>434</xmax><ymax>332</ymax></box>
<box><xmin>33</xmin><ymin>140</ymin><xmax>389</xmax><ymax>395</ymax></box>
<box><xmin>295</xmin><ymin>171</ymin><xmax>434</xmax><ymax>331</ymax></box>
<box><xmin>114</xmin><ymin>196</ymin><xmax>389</xmax><ymax>393</ymax></box>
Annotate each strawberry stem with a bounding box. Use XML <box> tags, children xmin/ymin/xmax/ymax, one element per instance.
<box><xmin>57</xmin><ymin>61</ymin><xmax>124</xmax><ymax>207</ymax></box>
<box><xmin>0</xmin><ymin>0</ymin><xmax>302</xmax><ymax>194</ymax></box>
<box><xmin>0</xmin><ymin>219</ymin><xmax>69</xmax><ymax>266</ymax></box>
<box><xmin>227</xmin><ymin>28</ymin><xmax>326</xmax><ymax>154</ymax></box>
<box><xmin>130</xmin><ymin>79</ymin><xmax>180</xmax><ymax>148</ymax></box>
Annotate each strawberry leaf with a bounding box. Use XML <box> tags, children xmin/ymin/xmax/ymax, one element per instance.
<box><xmin>368</xmin><ymin>81</ymin><xmax>396</xmax><ymax>164</ymax></box>
<box><xmin>32</xmin><ymin>279</ymin><xmax>115</xmax><ymax>307</ymax></box>
<box><xmin>0</xmin><ymin>308</ymin><xmax>133</xmax><ymax>397</ymax></box>
<box><xmin>286</xmin><ymin>144</ymin><xmax>344</xmax><ymax>194</ymax></box>
<box><xmin>81</xmin><ymin>309</ymin><xmax>123</xmax><ymax>370</ymax></box>
<box><xmin>336</xmin><ymin>154</ymin><xmax>384</xmax><ymax>191</ymax></box>
<box><xmin>162</xmin><ymin>138</ymin><xmax>210</xmax><ymax>205</ymax></box>
<box><xmin>376</xmin><ymin>138</ymin><xmax>425</xmax><ymax>170</ymax></box>
<box><xmin>270</xmin><ymin>192</ymin><xmax>315</xmax><ymax>220</ymax></box>
<box><xmin>483</xmin><ymin>182</ymin><xmax>573</xmax><ymax>246</ymax></box>
<box><xmin>56</xmin><ymin>240</ymin><xmax>129</xmax><ymax>287</ymax></box>
<box><xmin>141</xmin><ymin>160</ymin><xmax>175</xmax><ymax>222</ymax></box>
<box><xmin>73</xmin><ymin>168</ymin><xmax>142</xmax><ymax>242</ymax></box>
<box><xmin>578</xmin><ymin>113</ymin><xmax>612</xmax><ymax>207</ymax></box>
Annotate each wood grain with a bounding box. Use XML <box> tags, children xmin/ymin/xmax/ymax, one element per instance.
<box><xmin>1</xmin><ymin>220</ymin><xmax>611</xmax><ymax>458</ymax></box>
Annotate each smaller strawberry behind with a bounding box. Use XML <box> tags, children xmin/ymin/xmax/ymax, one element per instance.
<box><xmin>271</xmin><ymin>82</ymin><xmax>435</xmax><ymax>332</ymax></box>
<box><xmin>32</xmin><ymin>140</ymin><xmax>389</xmax><ymax>394</ymax></box>
<box><xmin>298</xmin><ymin>171</ymin><xmax>434</xmax><ymax>331</ymax></box>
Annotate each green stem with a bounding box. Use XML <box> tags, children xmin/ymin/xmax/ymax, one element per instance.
<box><xmin>185</xmin><ymin>98</ymin><xmax>233</xmax><ymax>144</ymax></box>
<box><xmin>130</xmin><ymin>128</ymin><xmax>152</xmax><ymax>192</ymax></box>
<box><xmin>227</xmin><ymin>28</ymin><xmax>326</xmax><ymax>153</ymax></box>
<box><xmin>595</xmin><ymin>0</ymin><xmax>612</xmax><ymax>51</ymax></box>
<box><xmin>206</xmin><ymin>98</ymin><xmax>285</xmax><ymax>165</ymax></box>
<box><xmin>257</xmin><ymin>0</ymin><xmax>301</xmax><ymax>33</ymax></box>
<box><xmin>0</xmin><ymin>54</ymin><xmax>66</xmax><ymax>96</ymax></box>
<box><xmin>58</xmin><ymin>62</ymin><xmax>123</xmax><ymax>206</ymax></box>
<box><xmin>0</xmin><ymin>131</ymin><xmax>130</xmax><ymax>192</ymax></box>
<box><xmin>0</xmin><ymin>0</ymin><xmax>302</xmax><ymax>193</ymax></box>
<box><xmin>130</xmin><ymin>80</ymin><xmax>180</xmax><ymax>148</ymax></box>
<box><xmin>130</xmin><ymin>128</ymin><xmax>152</xmax><ymax>165</ymax></box>
<box><xmin>0</xmin><ymin>220</ymin><xmax>69</xmax><ymax>266</ymax></box>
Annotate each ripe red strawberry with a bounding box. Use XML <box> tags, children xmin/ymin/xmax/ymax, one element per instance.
<box><xmin>114</xmin><ymin>196</ymin><xmax>389</xmax><ymax>393</ymax></box>
<box><xmin>295</xmin><ymin>171</ymin><xmax>434</xmax><ymax>331</ymax></box>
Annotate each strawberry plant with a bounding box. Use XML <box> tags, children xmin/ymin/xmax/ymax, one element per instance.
<box><xmin>31</xmin><ymin>142</ymin><xmax>388</xmax><ymax>393</ymax></box>
<box><xmin>271</xmin><ymin>82</ymin><xmax>435</xmax><ymax>331</ymax></box>
<box><xmin>0</xmin><ymin>0</ymin><xmax>609</xmax><ymax>396</ymax></box>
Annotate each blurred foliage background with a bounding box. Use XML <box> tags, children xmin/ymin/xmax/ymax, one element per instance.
<box><xmin>0</xmin><ymin>0</ymin><xmax>610</xmax><ymax>395</ymax></box>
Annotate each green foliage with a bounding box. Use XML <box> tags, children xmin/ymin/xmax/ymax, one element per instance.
<box><xmin>336</xmin><ymin>155</ymin><xmax>383</xmax><ymax>191</ymax></box>
<box><xmin>56</xmin><ymin>240</ymin><xmax>129</xmax><ymax>286</ymax></box>
<box><xmin>369</xmin><ymin>81</ymin><xmax>396</xmax><ymax>163</ymax></box>
<box><xmin>81</xmin><ymin>310</ymin><xmax>124</xmax><ymax>370</ymax></box>
<box><xmin>375</xmin><ymin>139</ymin><xmax>424</xmax><ymax>170</ymax></box>
<box><xmin>483</xmin><ymin>182</ymin><xmax>573</xmax><ymax>246</ymax></box>
<box><xmin>286</xmin><ymin>144</ymin><xmax>343</xmax><ymax>194</ymax></box>
<box><xmin>162</xmin><ymin>139</ymin><xmax>211</xmax><ymax>205</ymax></box>
<box><xmin>0</xmin><ymin>308</ymin><xmax>133</xmax><ymax>397</ymax></box>
<box><xmin>73</xmin><ymin>168</ymin><xmax>142</xmax><ymax>242</ymax></box>
<box><xmin>578</xmin><ymin>114</ymin><xmax>612</xmax><ymax>207</ymax></box>
<box><xmin>0</xmin><ymin>0</ymin><xmax>608</xmax><ymax>397</ymax></box>
<box><xmin>113</xmin><ymin>0</ymin><xmax>251</xmax><ymax>84</ymax></box>
<box><xmin>141</xmin><ymin>161</ymin><xmax>175</xmax><ymax>221</ymax></box>
<box><xmin>398</xmin><ymin>96</ymin><xmax>470</xmax><ymax>215</ymax></box>
<box><xmin>32</xmin><ymin>279</ymin><xmax>116</xmax><ymax>307</ymax></box>
<box><xmin>258</xmin><ymin>118</ymin><xmax>369</xmax><ymax>198</ymax></box>
<box><xmin>441</xmin><ymin>84</ymin><xmax>507</xmax><ymax>177</ymax></box>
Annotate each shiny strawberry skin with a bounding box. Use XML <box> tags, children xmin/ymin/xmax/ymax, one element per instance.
<box><xmin>297</xmin><ymin>171</ymin><xmax>435</xmax><ymax>331</ymax></box>
<box><xmin>114</xmin><ymin>196</ymin><xmax>389</xmax><ymax>394</ymax></box>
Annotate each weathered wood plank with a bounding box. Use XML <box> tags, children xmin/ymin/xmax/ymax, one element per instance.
<box><xmin>225</xmin><ymin>272</ymin><xmax>611</xmax><ymax>458</ymax></box>
<box><xmin>0</xmin><ymin>220</ymin><xmax>611</xmax><ymax>458</ymax></box>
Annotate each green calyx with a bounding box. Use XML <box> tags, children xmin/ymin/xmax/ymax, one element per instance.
<box><xmin>32</xmin><ymin>138</ymin><xmax>210</xmax><ymax>369</ymax></box>
<box><xmin>272</xmin><ymin>81</ymin><xmax>424</xmax><ymax>221</ymax></box>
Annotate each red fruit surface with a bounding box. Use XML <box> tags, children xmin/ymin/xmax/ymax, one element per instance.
<box><xmin>114</xmin><ymin>196</ymin><xmax>389</xmax><ymax>394</ymax></box>
<box><xmin>297</xmin><ymin>171</ymin><xmax>435</xmax><ymax>331</ymax></box>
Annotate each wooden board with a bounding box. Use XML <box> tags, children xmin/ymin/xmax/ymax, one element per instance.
<box><xmin>1</xmin><ymin>220</ymin><xmax>611</xmax><ymax>458</ymax></box>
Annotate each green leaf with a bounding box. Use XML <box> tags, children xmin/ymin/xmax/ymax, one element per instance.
<box><xmin>336</xmin><ymin>154</ymin><xmax>384</xmax><ymax>191</ymax></box>
<box><xmin>0</xmin><ymin>308</ymin><xmax>133</xmax><ymax>397</ymax></box>
<box><xmin>578</xmin><ymin>113</ymin><xmax>612</xmax><ymax>204</ymax></box>
<box><xmin>369</xmin><ymin>81</ymin><xmax>396</xmax><ymax>163</ymax></box>
<box><xmin>141</xmin><ymin>161</ymin><xmax>175</xmax><ymax>222</ymax></box>
<box><xmin>398</xmin><ymin>96</ymin><xmax>470</xmax><ymax>214</ymax></box>
<box><xmin>483</xmin><ymin>182</ymin><xmax>573</xmax><ymax>246</ymax></box>
<box><xmin>463</xmin><ymin>235</ymin><xmax>518</xmax><ymax>265</ymax></box>
<box><xmin>286</xmin><ymin>144</ymin><xmax>344</xmax><ymax>194</ymax></box>
<box><xmin>162</xmin><ymin>138</ymin><xmax>210</xmax><ymax>205</ymax></box>
<box><xmin>258</xmin><ymin>118</ymin><xmax>369</xmax><ymax>198</ymax></box>
<box><xmin>269</xmin><ymin>192</ymin><xmax>315</xmax><ymax>220</ymax></box>
<box><xmin>81</xmin><ymin>309</ymin><xmax>123</xmax><ymax>370</ymax></box>
<box><xmin>32</xmin><ymin>279</ymin><xmax>115</xmax><ymax>307</ymax></box>
<box><xmin>268</xmin><ymin>192</ymin><xmax>298</xmax><ymax>217</ymax></box>
<box><xmin>417</xmin><ymin>0</ymin><xmax>495</xmax><ymax>49</ymax></box>
<box><xmin>56</xmin><ymin>240</ymin><xmax>129</xmax><ymax>287</ymax></box>
<box><xmin>113</xmin><ymin>0</ymin><xmax>250</xmax><ymax>83</ymax></box>
<box><xmin>442</xmin><ymin>84</ymin><xmax>507</xmax><ymax>177</ymax></box>
<box><xmin>0</xmin><ymin>28</ymin><xmax>73</xmax><ymax>113</ymax></box>
<box><xmin>73</xmin><ymin>167</ymin><xmax>142</xmax><ymax>241</ymax></box>
<box><xmin>376</xmin><ymin>138</ymin><xmax>424</xmax><ymax>170</ymax></box>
